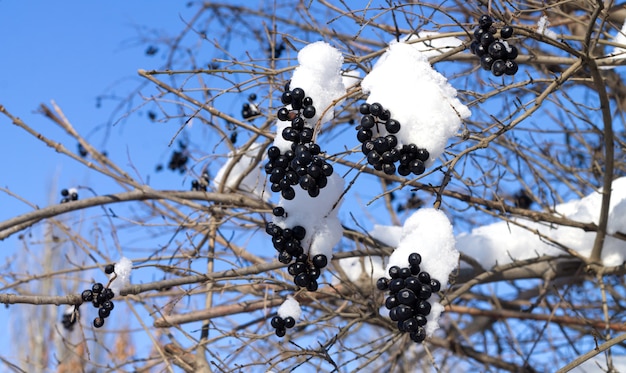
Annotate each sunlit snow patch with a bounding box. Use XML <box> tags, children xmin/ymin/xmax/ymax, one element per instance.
<box><xmin>214</xmin><ymin>143</ymin><xmax>270</xmax><ymax>200</ymax></box>
<box><xmin>273</xmin><ymin>172</ymin><xmax>344</xmax><ymax>260</ymax></box>
<box><xmin>272</xmin><ymin>41</ymin><xmax>347</xmax><ymax>155</ymax></box>
<box><xmin>361</xmin><ymin>42</ymin><xmax>470</xmax><ymax>167</ymax></box>
<box><xmin>537</xmin><ymin>16</ymin><xmax>558</xmax><ymax>40</ymax></box>
<box><xmin>607</xmin><ymin>20</ymin><xmax>626</xmax><ymax>63</ymax></box>
<box><xmin>457</xmin><ymin>177</ymin><xmax>626</xmax><ymax>269</ymax></box>
<box><xmin>277</xmin><ymin>296</ymin><xmax>302</xmax><ymax>320</ymax></box>
<box><xmin>400</xmin><ymin>32</ymin><xmax>463</xmax><ymax>58</ymax></box>
<box><xmin>109</xmin><ymin>256</ymin><xmax>133</xmax><ymax>296</ymax></box>
<box><xmin>387</xmin><ymin>208</ymin><xmax>458</xmax><ymax>336</ymax></box>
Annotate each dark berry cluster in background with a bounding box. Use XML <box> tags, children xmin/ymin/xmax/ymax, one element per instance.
<box><xmin>241</xmin><ymin>93</ymin><xmax>260</xmax><ymax>120</ymax></box>
<box><xmin>357</xmin><ymin>102</ymin><xmax>430</xmax><ymax>176</ymax></box>
<box><xmin>80</xmin><ymin>264</ymin><xmax>116</xmax><ymax>328</ymax></box>
<box><xmin>166</xmin><ymin>141</ymin><xmax>190</xmax><ymax>174</ymax></box>
<box><xmin>377</xmin><ymin>253</ymin><xmax>441</xmax><ymax>343</ymax></box>
<box><xmin>470</xmin><ymin>14</ymin><xmax>518</xmax><ymax>77</ymax></box>
<box><xmin>191</xmin><ymin>170</ymin><xmax>210</xmax><ymax>191</ymax></box>
<box><xmin>60</xmin><ymin>188</ymin><xmax>78</xmax><ymax>204</ymax></box>
<box><xmin>264</xmin><ymin>84</ymin><xmax>334</xmax><ymax>200</ymax></box>
<box><xmin>270</xmin><ymin>314</ymin><xmax>296</xmax><ymax>337</ymax></box>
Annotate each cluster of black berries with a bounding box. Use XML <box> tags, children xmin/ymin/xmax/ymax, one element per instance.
<box><xmin>269</xmin><ymin>42</ymin><xmax>286</xmax><ymax>59</ymax></box>
<box><xmin>266</xmin><ymin>207</ymin><xmax>306</xmax><ymax>261</ymax></box>
<box><xmin>270</xmin><ymin>314</ymin><xmax>296</xmax><ymax>337</ymax></box>
<box><xmin>376</xmin><ymin>253</ymin><xmax>441</xmax><ymax>343</ymax></box>
<box><xmin>60</xmin><ymin>188</ymin><xmax>78</xmax><ymax>203</ymax></box>
<box><xmin>167</xmin><ymin>142</ymin><xmax>189</xmax><ymax>174</ymax></box>
<box><xmin>191</xmin><ymin>171</ymin><xmax>210</xmax><ymax>191</ymax></box>
<box><xmin>264</xmin><ymin>85</ymin><xmax>333</xmax><ymax>199</ymax></box>
<box><xmin>266</xmin><ymin>207</ymin><xmax>328</xmax><ymax>291</ymax></box>
<box><xmin>287</xmin><ymin>253</ymin><xmax>328</xmax><ymax>292</ymax></box>
<box><xmin>470</xmin><ymin>14</ymin><xmax>518</xmax><ymax>77</ymax></box>
<box><xmin>357</xmin><ymin>103</ymin><xmax>430</xmax><ymax>176</ymax></box>
<box><xmin>80</xmin><ymin>264</ymin><xmax>116</xmax><ymax>328</ymax></box>
<box><xmin>242</xmin><ymin>93</ymin><xmax>260</xmax><ymax>120</ymax></box>
<box><xmin>265</xmin><ymin>143</ymin><xmax>333</xmax><ymax>199</ymax></box>
<box><xmin>396</xmin><ymin>192</ymin><xmax>424</xmax><ymax>213</ymax></box>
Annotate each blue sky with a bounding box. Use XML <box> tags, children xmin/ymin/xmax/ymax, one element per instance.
<box><xmin>0</xmin><ymin>1</ymin><xmax>196</xmax><ymax>214</ymax></box>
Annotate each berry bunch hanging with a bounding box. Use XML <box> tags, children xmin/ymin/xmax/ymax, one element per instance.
<box><xmin>287</xmin><ymin>253</ymin><xmax>328</xmax><ymax>292</ymax></box>
<box><xmin>60</xmin><ymin>188</ymin><xmax>78</xmax><ymax>203</ymax></box>
<box><xmin>80</xmin><ymin>264</ymin><xmax>117</xmax><ymax>328</ymax></box>
<box><xmin>469</xmin><ymin>14</ymin><xmax>519</xmax><ymax>76</ymax></box>
<box><xmin>270</xmin><ymin>314</ymin><xmax>296</xmax><ymax>337</ymax></box>
<box><xmin>376</xmin><ymin>253</ymin><xmax>441</xmax><ymax>343</ymax></box>
<box><xmin>357</xmin><ymin>102</ymin><xmax>430</xmax><ymax>176</ymax></box>
<box><xmin>266</xmin><ymin>207</ymin><xmax>328</xmax><ymax>291</ymax></box>
<box><xmin>265</xmin><ymin>219</ymin><xmax>306</xmax><ymax>262</ymax></box>
<box><xmin>264</xmin><ymin>84</ymin><xmax>334</xmax><ymax>199</ymax></box>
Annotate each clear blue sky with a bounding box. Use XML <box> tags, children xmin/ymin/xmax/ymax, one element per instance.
<box><xmin>0</xmin><ymin>0</ymin><xmax>204</xmax><ymax>205</ymax></box>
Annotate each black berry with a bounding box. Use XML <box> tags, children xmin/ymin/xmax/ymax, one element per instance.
<box><xmin>312</xmin><ymin>254</ymin><xmax>328</xmax><ymax>268</ymax></box>
<box><xmin>81</xmin><ymin>290</ymin><xmax>93</xmax><ymax>302</ymax></box>
<box><xmin>284</xmin><ymin>316</ymin><xmax>296</xmax><ymax>328</ymax></box>
<box><xmin>92</xmin><ymin>283</ymin><xmax>104</xmax><ymax>293</ymax></box>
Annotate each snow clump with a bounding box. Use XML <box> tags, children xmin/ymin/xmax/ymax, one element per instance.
<box><xmin>400</xmin><ymin>32</ymin><xmax>463</xmax><ymax>58</ymax></box>
<box><xmin>273</xmin><ymin>172</ymin><xmax>344</xmax><ymax>260</ymax></box>
<box><xmin>537</xmin><ymin>16</ymin><xmax>558</xmax><ymax>40</ymax></box>
<box><xmin>277</xmin><ymin>296</ymin><xmax>302</xmax><ymax>320</ymax></box>
<box><xmin>109</xmin><ymin>256</ymin><xmax>133</xmax><ymax>296</ymax></box>
<box><xmin>272</xmin><ymin>42</ymin><xmax>346</xmax><ymax>153</ymax></box>
<box><xmin>214</xmin><ymin>143</ymin><xmax>270</xmax><ymax>200</ymax></box>
<box><xmin>457</xmin><ymin>177</ymin><xmax>626</xmax><ymax>269</ymax></box>
<box><xmin>361</xmin><ymin>41</ymin><xmax>471</xmax><ymax>167</ymax></box>
<box><xmin>385</xmin><ymin>208</ymin><xmax>458</xmax><ymax>336</ymax></box>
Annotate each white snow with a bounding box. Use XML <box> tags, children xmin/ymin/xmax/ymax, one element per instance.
<box><xmin>277</xmin><ymin>296</ymin><xmax>301</xmax><ymax>320</ymax></box>
<box><xmin>342</xmin><ymin>70</ymin><xmax>362</xmax><ymax>90</ymax></box>
<box><xmin>335</xmin><ymin>210</ymin><xmax>458</xmax><ymax>337</ymax></box>
<box><xmin>609</xmin><ymin>21</ymin><xmax>626</xmax><ymax>60</ymax></box>
<box><xmin>335</xmin><ymin>256</ymin><xmax>387</xmax><ymax>285</ymax></box>
<box><xmin>400</xmin><ymin>32</ymin><xmax>463</xmax><ymax>58</ymax></box>
<box><xmin>370</xmin><ymin>224</ymin><xmax>403</xmax><ymax>247</ymax></box>
<box><xmin>570</xmin><ymin>353</ymin><xmax>626</xmax><ymax>373</ymax></box>
<box><xmin>537</xmin><ymin>16</ymin><xmax>558</xmax><ymax>40</ymax></box>
<box><xmin>388</xmin><ymin>208</ymin><xmax>458</xmax><ymax>285</ymax></box>
<box><xmin>337</xmin><ymin>257</ymin><xmax>363</xmax><ymax>283</ymax></box>
<box><xmin>361</xmin><ymin>42</ymin><xmax>471</xmax><ymax>167</ymax></box>
<box><xmin>457</xmin><ymin>177</ymin><xmax>626</xmax><ymax>269</ymax></box>
<box><xmin>109</xmin><ymin>256</ymin><xmax>133</xmax><ymax>296</ymax></box>
<box><xmin>214</xmin><ymin>143</ymin><xmax>270</xmax><ymax>200</ymax></box>
<box><xmin>272</xmin><ymin>42</ymin><xmax>346</xmax><ymax>153</ymax></box>
<box><xmin>289</xmin><ymin>41</ymin><xmax>346</xmax><ymax>126</ymax></box>
<box><xmin>273</xmin><ymin>172</ymin><xmax>344</xmax><ymax>260</ymax></box>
